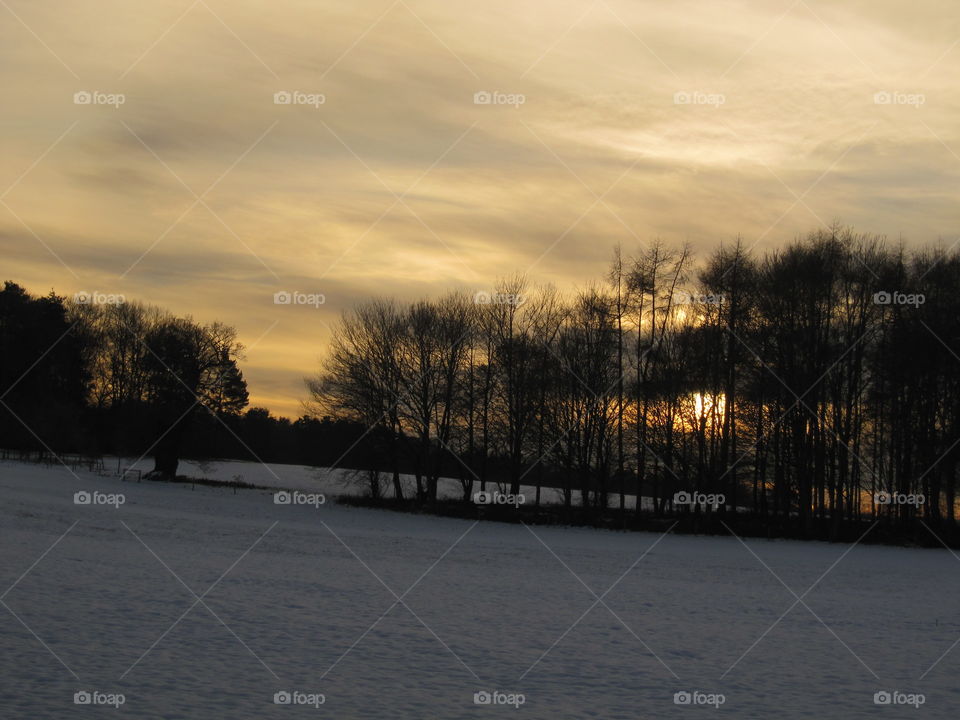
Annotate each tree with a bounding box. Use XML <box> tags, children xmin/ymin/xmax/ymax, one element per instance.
<box><xmin>142</xmin><ymin>317</ymin><xmax>247</xmax><ymax>477</ymax></box>
<box><xmin>0</xmin><ymin>283</ymin><xmax>87</xmax><ymax>454</ymax></box>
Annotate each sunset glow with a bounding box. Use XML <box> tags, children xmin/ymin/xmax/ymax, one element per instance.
<box><xmin>2</xmin><ymin>0</ymin><xmax>957</xmax><ymax>416</ymax></box>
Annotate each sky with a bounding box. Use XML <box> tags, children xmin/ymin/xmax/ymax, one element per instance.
<box><xmin>1</xmin><ymin>0</ymin><xmax>958</xmax><ymax>418</ymax></box>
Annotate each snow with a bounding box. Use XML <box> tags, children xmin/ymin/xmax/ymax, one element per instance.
<box><xmin>124</xmin><ymin>456</ymin><xmax>573</xmax><ymax>504</ymax></box>
<box><xmin>120</xmin><ymin>456</ymin><xmax>655</xmax><ymax>510</ymax></box>
<box><xmin>2</xmin><ymin>458</ymin><xmax>960</xmax><ymax>718</ymax></box>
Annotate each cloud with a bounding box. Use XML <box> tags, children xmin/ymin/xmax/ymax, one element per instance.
<box><xmin>2</xmin><ymin>0</ymin><xmax>957</xmax><ymax>417</ymax></box>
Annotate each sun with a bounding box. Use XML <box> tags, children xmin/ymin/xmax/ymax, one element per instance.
<box><xmin>693</xmin><ymin>392</ymin><xmax>726</xmax><ymax>422</ymax></box>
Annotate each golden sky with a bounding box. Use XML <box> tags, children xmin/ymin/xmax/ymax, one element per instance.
<box><xmin>2</xmin><ymin>0</ymin><xmax>958</xmax><ymax>417</ymax></box>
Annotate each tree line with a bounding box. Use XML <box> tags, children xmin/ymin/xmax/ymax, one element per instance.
<box><xmin>0</xmin><ymin>282</ymin><xmax>252</xmax><ymax>476</ymax></box>
<box><xmin>5</xmin><ymin>225</ymin><xmax>960</xmax><ymax>541</ymax></box>
<box><xmin>0</xmin><ymin>281</ymin><xmax>430</xmax><ymax>478</ymax></box>
<box><xmin>311</xmin><ymin>227</ymin><xmax>960</xmax><ymax>539</ymax></box>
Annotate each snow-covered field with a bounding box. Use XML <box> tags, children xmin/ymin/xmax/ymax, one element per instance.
<box><xmin>2</xmin><ymin>459</ymin><xmax>959</xmax><ymax>719</ymax></box>
<box><xmin>122</xmin><ymin>456</ymin><xmax>655</xmax><ymax>510</ymax></box>
<box><xmin>123</xmin><ymin>456</ymin><xmax>572</xmax><ymax>504</ymax></box>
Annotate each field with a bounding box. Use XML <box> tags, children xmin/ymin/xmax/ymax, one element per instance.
<box><xmin>1</xmin><ymin>459</ymin><xmax>958</xmax><ymax>718</ymax></box>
